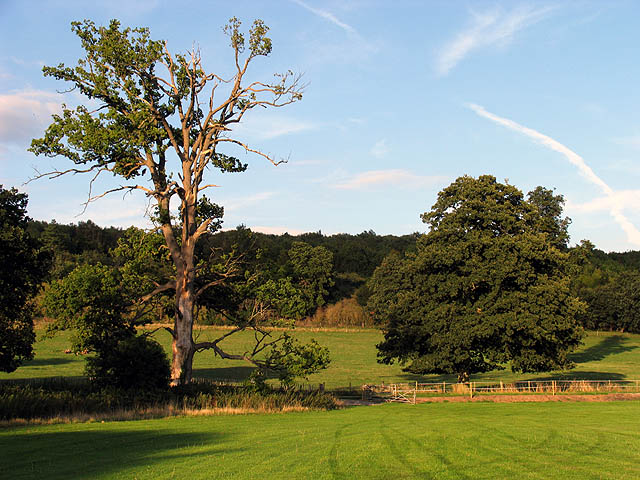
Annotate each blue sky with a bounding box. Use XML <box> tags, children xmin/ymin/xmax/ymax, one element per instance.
<box><xmin>1</xmin><ymin>0</ymin><xmax>639</xmax><ymax>252</ymax></box>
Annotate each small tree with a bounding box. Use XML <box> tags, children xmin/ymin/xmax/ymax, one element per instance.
<box><xmin>369</xmin><ymin>175</ymin><xmax>585</xmax><ymax>382</ymax></box>
<box><xmin>29</xmin><ymin>19</ymin><xmax>318</xmax><ymax>385</ymax></box>
<box><xmin>0</xmin><ymin>186</ymin><xmax>50</xmax><ymax>372</ymax></box>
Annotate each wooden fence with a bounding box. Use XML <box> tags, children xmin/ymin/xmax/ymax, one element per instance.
<box><xmin>361</xmin><ymin>380</ymin><xmax>640</xmax><ymax>404</ymax></box>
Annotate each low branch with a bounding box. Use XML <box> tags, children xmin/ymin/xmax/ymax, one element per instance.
<box><xmin>138</xmin><ymin>281</ymin><xmax>176</xmax><ymax>304</ymax></box>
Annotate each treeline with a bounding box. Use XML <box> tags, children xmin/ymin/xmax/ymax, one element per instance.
<box><xmin>27</xmin><ymin>219</ymin><xmax>640</xmax><ymax>332</ymax></box>
<box><xmin>29</xmin><ymin>220</ymin><xmax>417</xmax><ymax>327</ymax></box>
<box><xmin>573</xmin><ymin>242</ymin><xmax>640</xmax><ymax>333</ymax></box>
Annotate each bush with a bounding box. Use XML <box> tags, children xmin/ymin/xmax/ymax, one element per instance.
<box><xmin>86</xmin><ymin>335</ymin><xmax>170</xmax><ymax>390</ymax></box>
<box><xmin>299</xmin><ymin>298</ymin><xmax>373</xmax><ymax>328</ymax></box>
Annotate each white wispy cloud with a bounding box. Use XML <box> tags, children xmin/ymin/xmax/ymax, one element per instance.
<box><xmin>291</xmin><ymin>0</ymin><xmax>378</xmax><ymax>64</ymax></box>
<box><xmin>568</xmin><ymin>190</ymin><xmax>640</xmax><ymax>213</ymax></box>
<box><xmin>436</xmin><ymin>5</ymin><xmax>554</xmax><ymax>76</ymax></box>
<box><xmin>370</xmin><ymin>139</ymin><xmax>389</xmax><ymax>158</ymax></box>
<box><xmin>334</xmin><ymin>169</ymin><xmax>446</xmax><ymax>190</ymax></box>
<box><xmin>613</xmin><ymin>133</ymin><xmax>640</xmax><ymax>150</ymax></box>
<box><xmin>0</xmin><ymin>89</ymin><xmax>61</xmax><ymax>145</ymax></box>
<box><xmin>32</xmin><ymin>194</ymin><xmax>151</xmax><ymax>228</ymax></box>
<box><xmin>468</xmin><ymin>102</ymin><xmax>640</xmax><ymax>246</ymax></box>
<box><xmin>222</xmin><ymin>192</ymin><xmax>276</xmax><ymax>212</ymax></box>
<box><xmin>235</xmin><ymin>114</ymin><xmax>317</xmax><ymax>141</ymax></box>
<box><xmin>291</xmin><ymin>0</ymin><xmax>357</xmax><ymax>34</ymax></box>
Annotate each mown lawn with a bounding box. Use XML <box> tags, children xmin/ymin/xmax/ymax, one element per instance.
<box><xmin>2</xmin><ymin>328</ymin><xmax>640</xmax><ymax>388</ymax></box>
<box><xmin>2</xmin><ymin>401</ymin><xmax>639</xmax><ymax>479</ymax></box>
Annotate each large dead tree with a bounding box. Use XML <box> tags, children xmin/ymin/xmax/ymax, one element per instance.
<box><xmin>30</xmin><ymin>18</ymin><xmax>308</xmax><ymax>385</ymax></box>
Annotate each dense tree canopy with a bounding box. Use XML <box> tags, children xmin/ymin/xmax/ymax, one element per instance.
<box><xmin>572</xmin><ymin>242</ymin><xmax>640</xmax><ymax>333</ymax></box>
<box><xmin>0</xmin><ymin>187</ymin><xmax>50</xmax><ymax>372</ymax></box>
<box><xmin>369</xmin><ymin>175</ymin><xmax>585</xmax><ymax>382</ymax></box>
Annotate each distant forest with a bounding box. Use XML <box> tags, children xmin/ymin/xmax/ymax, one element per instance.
<box><xmin>27</xmin><ymin>219</ymin><xmax>640</xmax><ymax>332</ymax></box>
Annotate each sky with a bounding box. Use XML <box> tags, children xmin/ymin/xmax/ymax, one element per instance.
<box><xmin>1</xmin><ymin>0</ymin><xmax>640</xmax><ymax>252</ymax></box>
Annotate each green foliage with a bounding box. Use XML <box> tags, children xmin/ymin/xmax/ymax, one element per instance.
<box><xmin>230</xmin><ymin>240</ymin><xmax>335</xmax><ymax>321</ymax></box>
<box><xmin>0</xmin><ymin>186</ymin><xmax>50</xmax><ymax>373</ymax></box>
<box><xmin>288</xmin><ymin>241</ymin><xmax>335</xmax><ymax>307</ymax></box>
<box><xmin>578</xmin><ymin>271</ymin><xmax>640</xmax><ymax>333</ymax></box>
<box><xmin>254</xmin><ymin>277</ymin><xmax>309</xmax><ymax>320</ymax></box>
<box><xmin>43</xmin><ymin>263</ymin><xmax>132</xmax><ymax>353</ymax></box>
<box><xmin>262</xmin><ymin>333</ymin><xmax>330</xmax><ymax>385</ymax></box>
<box><xmin>527</xmin><ymin>186</ymin><xmax>571</xmax><ymax>249</ymax></box>
<box><xmin>86</xmin><ymin>335</ymin><xmax>170</xmax><ymax>390</ymax></box>
<box><xmin>370</xmin><ymin>175</ymin><xmax>585</xmax><ymax>381</ymax></box>
<box><xmin>42</xmin><ymin>254</ymin><xmax>171</xmax><ymax>389</ymax></box>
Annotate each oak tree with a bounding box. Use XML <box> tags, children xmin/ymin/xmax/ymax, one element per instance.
<box><xmin>369</xmin><ymin>175</ymin><xmax>585</xmax><ymax>382</ymax></box>
<box><xmin>30</xmin><ymin>19</ymin><xmax>312</xmax><ymax>385</ymax></box>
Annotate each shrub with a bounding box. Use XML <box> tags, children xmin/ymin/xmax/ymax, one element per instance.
<box><xmin>300</xmin><ymin>298</ymin><xmax>373</xmax><ymax>328</ymax></box>
<box><xmin>86</xmin><ymin>335</ymin><xmax>170</xmax><ymax>390</ymax></box>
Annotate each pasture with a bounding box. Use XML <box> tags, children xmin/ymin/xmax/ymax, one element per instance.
<box><xmin>2</xmin><ymin>328</ymin><xmax>640</xmax><ymax>388</ymax></box>
<box><xmin>2</xmin><ymin>401</ymin><xmax>640</xmax><ymax>479</ymax></box>
<box><xmin>2</xmin><ymin>328</ymin><xmax>640</xmax><ymax>479</ymax></box>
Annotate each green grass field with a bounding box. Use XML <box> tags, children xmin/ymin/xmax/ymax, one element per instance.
<box><xmin>2</xmin><ymin>328</ymin><xmax>640</xmax><ymax>479</ymax></box>
<box><xmin>2</xmin><ymin>401</ymin><xmax>639</xmax><ymax>479</ymax></box>
<box><xmin>2</xmin><ymin>328</ymin><xmax>640</xmax><ymax>388</ymax></box>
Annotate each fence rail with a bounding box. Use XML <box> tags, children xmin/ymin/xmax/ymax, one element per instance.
<box><xmin>362</xmin><ymin>380</ymin><xmax>640</xmax><ymax>403</ymax></box>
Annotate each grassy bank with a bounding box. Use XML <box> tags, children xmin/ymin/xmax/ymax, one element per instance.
<box><xmin>2</xmin><ymin>401</ymin><xmax>639</xmax><ymax>479</ymax></box>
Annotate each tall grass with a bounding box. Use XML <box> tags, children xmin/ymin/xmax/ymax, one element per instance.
<box><xmin>0</xmin><ymin>378</ymin><xmax>339</xmax><ymax>423</ymax></box>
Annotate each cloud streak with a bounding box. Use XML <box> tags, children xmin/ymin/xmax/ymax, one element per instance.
<box><xmin>291</xmin><ymin>0</ymin><xmax>357</xmax><ymax>34</ymax></box>
<box><xmin>334</xmin><ymin>169</ymin><xmax>446</xmax><ymax>190</ymax></box>
<box><xmin>468</xmin><ymin>103</ymin><xmax>640</xmax><ymax>246</ymax></box>
<box><xmin>436</xmin><ymin>6</ymin><xmax>554</xmax><ymax>76</ymax></box>
<box><xmin>222</xmin><ymin>192</ymin><xmax>276</xmax><ymax>212</ymax></box>
<box><xmin>235</xmin><ymin>114</ymin><xmax>317</xmax><ymax>141</ymax></box>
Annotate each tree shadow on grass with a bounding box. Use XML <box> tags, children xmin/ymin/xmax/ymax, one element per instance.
<box><xmin>23</xmin><ymin>357</ymin><xmax>76</xmax><ymax>367</ymax></box>
<box><xmin>520</xmin><ymin>371</ymin><xmax>627</xmax><ymax>382</ymax></box>
<box><xmin>0</xmin><ymin>428</ymin><xmax>239</xmax><ymax>480</ymax></box>
<box><xmin>569</xmin><ymin>335</ymin><xmax>637</xmax><ymax>364</ymax></box>
<box><xmin>193</xmin><ymin>366</ymin><xmax>280</xmax><ymax>382</ymax></box>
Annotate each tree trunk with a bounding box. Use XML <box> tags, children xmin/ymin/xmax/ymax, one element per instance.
<box><xmin>170</xmin><ymin>271</ymin><xmax>196</xmax><ymax>386</ymax></box>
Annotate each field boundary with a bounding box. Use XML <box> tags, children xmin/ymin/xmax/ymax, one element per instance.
<box><xmin>362</xmin><ymin>380</ymin><xmax>640</xmax><ymax>404</ymax></box>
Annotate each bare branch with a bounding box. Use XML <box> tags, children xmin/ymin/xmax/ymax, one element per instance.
<box><xmin>216</xmin><ymin>138</ymin><xmax>288</xmax><ymax>166</ymax></box>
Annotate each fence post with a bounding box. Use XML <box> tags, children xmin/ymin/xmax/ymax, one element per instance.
<box><xmin>469</xmin><ymin>382</ymin><xmax>473</xmax><ymax>399</ymax></box>
<box><xmin>414</xmin><ymin>381</ymin><xmax>417</xmax><ymax>404</ymax></box>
